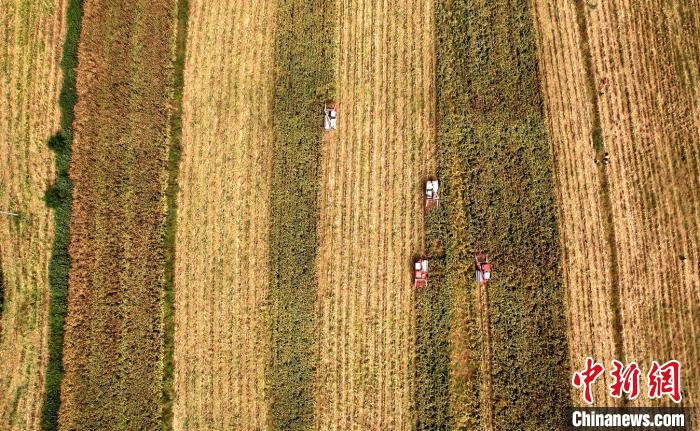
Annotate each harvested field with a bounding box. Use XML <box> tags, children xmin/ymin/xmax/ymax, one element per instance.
<box><xmin>58</xmin><ymin>0</ymin><xmax>178</xmax><ymax>429</ymax></box>
<box><xmin>533</xmin><ymin>0</ymin><xmax>700</xmax><ymax>407</ymax></box>
<box><xmin>172</xmin><ymin>0</ymin><xmax>276</xmax><ymax>429</ymax></box>
<box><xmin>531</xmin><ymin>0</ymin><xmax>623</xmax><ymax>406</ymax></box>
<box><xmin>0</xmin><ymin>0</ymin><xmax>66</xmax><ymax>429</ymax></box>
<box><xmin>314</xmin><ymin>0</ymin><xmax>436</xmax><ymax>429</ymax></box>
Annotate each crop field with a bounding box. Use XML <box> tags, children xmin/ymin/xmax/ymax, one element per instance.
<box><xmin>0</xmin><ymin>0</ymin><xmax>698</xmax><ymax>429</ymax></box>
<box><xmin>314</xmin><ymin>0</ymin><xmax>436</xmax><ymax>429</ymax></box>
<box><xmin>533</xmin><ymin>0</ymin><xmax>700</xmax><ymax>407</ymax></box>
<box><xmin>267</xmin><ymin>1</ymin><xmax>335</xmax><ymax>429</ymax></box>
<box><xmin>58</xmin><ymin>0</ymin><xmax>178</xmax><ymax>429</ymax></box>
<box><xmin>0</xmin><ymin>0</ymin><xmax>66</xmax><ymax>429</ymax></box>
<box><xmin>172</xmin><ymin>0</ymin><xmax>276</xmax><ymax>429</ymax></box>
<box><xmin>436</xmin><ymin>0</ymin><xmax>571</xmax><ymax>429</ymax></box>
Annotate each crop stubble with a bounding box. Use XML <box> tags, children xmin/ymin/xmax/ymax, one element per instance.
<box><xmin>314</xmin><ymin>0</ymin><xmax>436</xmax><ymax>429</ymax></box>
<box><xmin>586</xmin><ymin>0</ymin><xmax>699</xmax><ymax>406</ymax></box>
<box><xmin>533</xmin><ymin>0</ymin><xmax>699</xmax><ymax>406</ymax></box>
<box><xmin>58</xmin><ymin>0</ymin><xmax>177</xmax><ymax>428</ymax></box>
<box><xmin>531</xmin><ymin>0</ymin><xmax>619</xmax><ymax>406</ymax></box>
<box><xmin>172</xmin><ymin>0</ymin><xmax>276</xmax><ymax>429</ymax></box>
<box><xmin>0</xmin><ymin>0</ymin><xmax>66</xmax><ymax>428</ymax></box>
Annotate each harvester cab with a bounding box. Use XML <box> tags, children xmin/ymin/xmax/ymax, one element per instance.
<box><xmin>414</xmin><ymin>259</ymin><xmax>429</xmax><ymax>288</ymax></box>
<box><xmin>475</xmin><ymin>253</ymin><xmax>491</xmax><ymax>285</ymax></box>
<box><xmin>425</xmin><ymin>179</ymin><xmax>439</xmax><ymax>209</ymax></box>
<box><xmin>324</xmin><ymin>101</ymin><xmax>337</xmax><ymax>131</ymax></box>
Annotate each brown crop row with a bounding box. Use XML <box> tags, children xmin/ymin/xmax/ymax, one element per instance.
<box><xmin>58</xmin><ymin>0</ymin><xmax>178</xmax><ymax>429</ymax></box>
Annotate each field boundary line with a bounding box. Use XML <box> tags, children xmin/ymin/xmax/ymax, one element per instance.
<box><xmin>161</xmin><ymin>0</ymin><xmax>190</xmax><ymax>428</ymax></box>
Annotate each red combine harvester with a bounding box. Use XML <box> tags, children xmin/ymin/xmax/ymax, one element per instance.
<box><xmin>425</xmin><ymin>180</ymin><xmax>439</xmax><ymax>209</ymax></box>
<box><xmin>414</xmin><ymin>259</ymin><xmax>429</xmax><ymax>288</ymax></box>
<box><xmin>475</xmin><ymin>252</ymin><xmax>491</xmax><ymax>284</ymax></box>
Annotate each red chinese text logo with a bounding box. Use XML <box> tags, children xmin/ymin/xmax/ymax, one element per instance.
<box><xmin>647</xmin><ymin>360</ymin><xmax>682</xmax><ymax>403</ymax></box>
<box><xmin>572</xmin><ymin>357</ymin><xmax>605</xmax><ymax>404</ymax></box>
<box><xmin>572</xmin><ymin>359</ymin><xmax>682</xmax><ymax>404</ymax></box>
<box><xmin>609</xmin><ymin>360</ymin><xmax>640</xmax><ymax>400</ymax></box>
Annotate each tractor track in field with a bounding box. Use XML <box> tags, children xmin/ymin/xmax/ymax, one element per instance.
<box><xmin>475</xmin><ymin>282</ymin><xmax>494</xmax><ymax>431</ymax></box>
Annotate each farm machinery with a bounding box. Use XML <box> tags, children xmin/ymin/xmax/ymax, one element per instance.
<box><xmin>323</xmin><ymin>101</ymin><xmax>337</xmax><ymax>131</ymax></box>
<box><xmin>475</xmin><ymin>252</ymin><xmax>491</xmax><ymax>284</ymax></box>
<box><xmin>413</xmin><ymin>180</ymin><xmax>441</xmax><ymax>288</ymax></box>
<box><xmin>425</xmin><ymin>179</ymin><xmax>439</xmax><ymax>209</ymax></box>
<box><xmin>414</xmin><ymin>259</ymin><xmax>429</xmax><ymax>288</ymax></box>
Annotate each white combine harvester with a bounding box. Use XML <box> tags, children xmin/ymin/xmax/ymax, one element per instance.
<box><xmin>324</xmin><ymin>101</ymin><xmax>337</xmax><ymax>131</ymax></box>
<box><xmin>425</xmin><ymin>179</ymin><xmax>439</xmax><ymax>209</ymax></box>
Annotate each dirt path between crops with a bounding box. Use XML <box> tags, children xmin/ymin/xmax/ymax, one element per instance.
<box><xmin>314</xmin><ymin>0</ymin><xmax>436</xmax><ymax>429</ymax></box>
<box><xmin>172</xmin><ymin>1</ymin><xmax>276</xmax><ymax>429</ymax></box>
<box><xmin>0</xmin><ymin>1</ymin><xmax>66</xmax><ymax>429</ymax></box>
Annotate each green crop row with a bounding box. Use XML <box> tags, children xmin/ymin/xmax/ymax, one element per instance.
<box><xmin>268</xmin><ymin>1</ymin><xmax>335</xmax><ymax>430</ymax></box>
<box><xmin>414</xmin><ymin>205</ymin><xmax>452</xmax><ymax>431</ymax></box>
<box><xmin>161</xmin><ymin>0</ymin><xmax>190</xmax><ymax>429</ymax></box>
<box><xmin>436</xmin><ymin>0</ymin><xmax>571</xmax><ymax>429</ymax></box>
<box><xmin>40</xmin><ymin>0</ymin><xmax>82</xmax><ymax>429</ymax></box>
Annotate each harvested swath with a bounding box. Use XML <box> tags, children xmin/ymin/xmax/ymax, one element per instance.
<box><xmin>564</xmin><ymin>0</ymin><xmax>698</xmax><ymax>407</ymax></box>
<box><xmin>58</xmin><ymin>0</ymin><xmax>177</xmax><ymax>429</ymax></box>
<box><xmin>314</xmin><ymin>0</ymin><xmax>436</xmax><ymax>429</ymax></box>
<box><xmin>587</xmin><ymin>0</ymin><xmax>700</xmax><ymax>408</ymax></box>
<box><xmin>530</xmin><ymin>0</ymin><xmax>621</xmax><ymax>407</ymax></box>
<box><xmin>172</xmin><ymin>0</ymin><xmax>276</xmax><ymax>429</ymax></box>
<box><xmin>533</xmin><ymin>0</ymin><xmax>700</xmax><ymax>409</ymax></box>
<box><xmin>436</xmin><ymin>0</ymin><xmax>571</xmax><ymax>428</ymax></box>
<box><xmin>0</xmin><ymin>1</ymin><xmax>67</xmax><ymax>429</ymax></box>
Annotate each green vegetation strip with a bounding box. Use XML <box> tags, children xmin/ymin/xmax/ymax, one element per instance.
<box><xmin>415</xmin><ymin>206</ymin><xmax>451</xmax><ymax>431</ymax></box>
<box><xmin>40</xmin><ymin>0</ymin><xmax>82</xmax><ymax>429</ymax></box>
<box><xmin>436</xmin><ymin>0</ymin><xmax>571</xmax><ymax>429</ymax></box>
<box><xmin>161</xmin><ymin>0</ymin><xmax>189</xmax><ymax>429</ymax></box>
<box><xmin>268</xmin><ymin>0</ymin><xmax>335</xmax><ymax>429</ymax></box>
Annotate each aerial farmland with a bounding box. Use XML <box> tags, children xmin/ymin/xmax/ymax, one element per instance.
<box><xmin>0</xmin><ymin>0</ymin><xmax>697</xmax><ymax>430</ymax></box>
